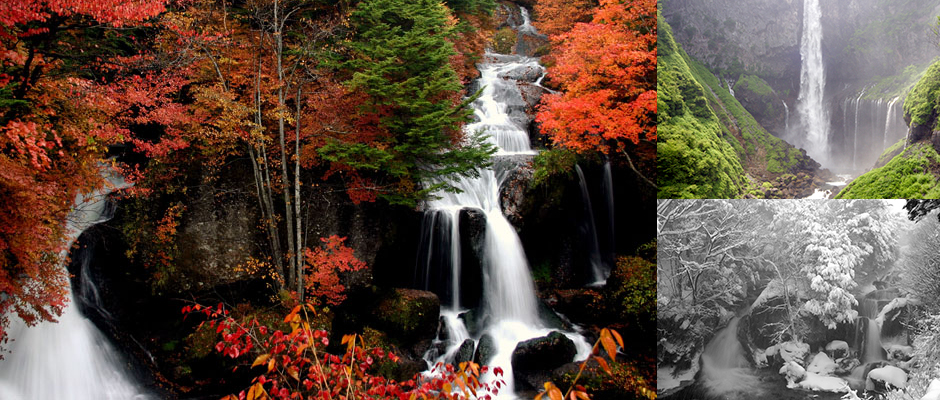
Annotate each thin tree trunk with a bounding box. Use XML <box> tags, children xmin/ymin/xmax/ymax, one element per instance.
<box><xmin>274</xmin><ymin>0</ymin><xmax>297</xmax><ymax>291</ymax></box>
<box><xmin>294</xmin><ymin>84</ymin><xmax>304</xmax><ymax>302</ymax></box>
<box><xmin>254</xmin><ymin>51</ymin><xmax>285</xmax><ymax>290</ymax></box>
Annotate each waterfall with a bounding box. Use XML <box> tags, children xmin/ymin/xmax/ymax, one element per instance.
<box><xmin>602</xmin><ymin>161</ymin><xmax>615</xmax><ymax>269</ymax></box>
<box><xmin>0</xmin><ymin>169</ymin><xmax>152</xmax><ymax>400</ymax></box>
<box><xmin>419</xmin><ymin>6</ymin><xmax>589</xmax><ymax>397</ymax></box>
<box><xmin>728</xmin><ymin>80</ymin><xmax>735</xmax><ymax>98</ymax></box>
<box><xmin>699</xmin><ymin>317</ymin><xmax>760</xmax><ymax>398</ymax></box>
<box><xmin>884</xmin><ymin>97</ymin><xmax>900</xmax><ymax>149</ymax></box>
<box><xmin>783</xmin><ymin>100</ymin><xmax>790</xmax><ymax>134</ymax></box>
<box><xmin>797</xmin><ymin>0</ymin><xmax>829</xmax><ymax>165</ymax></box>
<box><xmin>853</xmin><ymin>91</ymin><xmax>864</xmax><ymax>171</ymax></box>
<box><xmin>575</xmin><ymin>165</ymin><xmax>606</xmax><ymax>284</ymax></box>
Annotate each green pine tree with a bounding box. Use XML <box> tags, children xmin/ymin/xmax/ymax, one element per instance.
<box><xmin>320</xmin><ymin>0</ymin><xmax>494</xmax><ymax>206</ymax></box>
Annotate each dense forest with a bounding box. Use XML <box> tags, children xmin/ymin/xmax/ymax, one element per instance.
<box><xmin>658</xmin><ymin>199</ymin><xmax>940</xmax><ymax>399</ymax></box>
<box><xmin>0</xmin><ymin>0</ymin><xmax>656</xmax><ymax>399</ymax></box>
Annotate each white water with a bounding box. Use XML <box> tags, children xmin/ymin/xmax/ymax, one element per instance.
<box><xmin>853</xmin><ymin>90</ymin><xmax>864</xmax><ymax>171</ymax></box>
<box><xmin>699</xmin><ymin>317</ymin><xmax>760</xmax><ymax>398</ymax></box>
<box><xmin>797</xmin><ymin>0</ymin><xmax>829</xmax><ymax>165</ymax></box>
<box><xmin>783</xmin><ymin>100</ymin><xmax>790</xmax><ymax>133</ymax></box>
<box><xmin>0</xmin><ymin>170</ymin><xmax>152</xmax><ymax>400</ymax></box>
<box><xmin>419</xmin><ymin>7</ymin><xmax>590</xmax><ymax>398</ymax></box>
<box><xmin>884</xmin><ymin>97</ymin><xmax>900</xmax><ymax>149</ymax></box>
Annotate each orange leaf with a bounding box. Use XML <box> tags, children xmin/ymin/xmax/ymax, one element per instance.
<box><xmin>609</xmin><ymin>329</ymin><xmax>624</xmax><ymax>349</ymax></box>
<box><xmin>247</xmin><ymin>382</ymin><xmax>267</xmax><ymax>400</ymax></box>
<box><xmin>575</xmin><ymin>390</ymin><xmax>590</xmax><ymax>400</ymax></box>
<box><xmin>251</xmin><ymin>354</ymin><xmax>271</xmax><ymax>368</ymax></box>
<box><xmin>549</xmin><ymin>387</ymin><xmax>563</xmax><ymax>400</ymax></box>
<box><xmin>600</xmin><ymin>330</ymin><xmax>617</xmax><ymax>361</ymax></box>
<box><xmin>594</xmin><ymin>356</ymin><xmax>611</xmax><ymax>375</ymax></box>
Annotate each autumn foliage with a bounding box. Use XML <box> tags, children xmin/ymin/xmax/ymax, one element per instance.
<box><xmin>536</xmin><ymin>0</ymin><xmax>656</xmax><ymax>156</ymax></box>
<box><xmin>183</xmin><ymin>303</ymin><xmax>506</xmax><ymax>400</ymax></box>
<box><xmin>302</xmin><ymin>236</ymin><xmax>367</xmax><ymax>306</ymax></box>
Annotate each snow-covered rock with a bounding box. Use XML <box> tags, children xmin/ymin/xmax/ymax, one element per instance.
<box><xmin>797</xmin><ymin>372</ymin><xmax>848</xmax><ymax>392</ymax></box>
<box><xmin>780</xmin><ymin>360</ymin><xmax>807</xmax><ymax>387</ymax></box>
<box><xmin>886</xmin><ymin>344</ymin><xmax>914</xmax><ymax>362</ymax></box>
<box><xmin>825</xmin><ymin>340</ymin><xmax>849</xmax><ymax>359</ymax></box>
<box><xmin>807</xmin><ymin>352</ymin><xmax>837</xmax><ymax>376</ymax></box>
<box><xmin>866</xmin><ymin>365</ymin><xmax>908</xmax><ymax>391</ymax></box>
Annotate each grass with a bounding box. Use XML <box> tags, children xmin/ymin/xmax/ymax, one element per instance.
<box><xmin>837</xmin><ymin>142</ymin><xmax>940</xmax><ymax>198</ymax></box>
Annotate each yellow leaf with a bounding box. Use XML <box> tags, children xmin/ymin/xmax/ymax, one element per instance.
<box><xmin>247</xmin><ymin>382</ymin><xmax>267</xmax><ymax>400</ymax></box>
<box><xmin>251</xmin><ymin>354</ymin><xmax>271</xmax><ymax>368</ymax></box>
<box><xmin>288</xmin><ymin>366</ymin><xmax>300</xmax><ymax>381</ymax></box>
<box><xmin>267</xmin><ymin>358</ymin><xmax>275</xmax><ymax>373</ymax></box>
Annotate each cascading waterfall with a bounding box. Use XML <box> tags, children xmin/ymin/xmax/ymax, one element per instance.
<box><xmin>783</xmin><ymin>100</ymin><xmax>790</xmax><ymax>134</ymax></box>
<box><xmin>699</xmin><ymin>317</ymin><xmax>760</xmax><ymax>398</ymax></box>
<box><xmin>418</xmin><ymin>6</ymin><xmax>589</xmax><ymax>398</ymax></box>
<box><xmin>796</xmin><ymin>0</ymin><xmax>829</xmax><ymax>165</ymax></box>
<box><xmin>0</xmin><ymin>170</ymin><xmax>152</xmax><ymax>400</ymax></box>
<box><xmin>601</xmin><ymin>161</ymin><xmax>615</xmax><ymax>270</ymax></box>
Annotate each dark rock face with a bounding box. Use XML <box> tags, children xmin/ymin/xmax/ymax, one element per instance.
<box><xmin>371</xmin><ymin>289</ymin><xmax>441</xmax><ymax>343</ymax></box>
<box><xmin>454</xmin><ymin>339</ymin><xmax>476</xmax><ymax>364</ymax></box>
<box><xmin>473</xmin><ymin>334</ymin><xmax>497</xmax><ymax>366</ymax></box>
<box><xmin>511</xmin><ymin>331</ymin><xmax>577</xmax><ymax>375</ymax></box>
<box><xmin>733</xmin><ymin>75</ymin><xmax>787</xmax><ymax>131</ymax></box>
<box><xmin>458</xmin><ymin>308</ymin><xmax>490</xmax><ymax>338</ymax></box>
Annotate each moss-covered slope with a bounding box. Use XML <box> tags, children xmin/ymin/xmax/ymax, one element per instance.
<box><xmin>657</xmin><ymin>15</ymin><xmax>746</xmax><ymax>198</ymax></box>
<box><xmin>657</xmin><ymin>15</ymin><xmax>821</xmax><ymax>199</ymax></box>
<box><xmin>837</xmin><ymin>141</ymin><xmax>940</xmax><ymax>198</ymax></box>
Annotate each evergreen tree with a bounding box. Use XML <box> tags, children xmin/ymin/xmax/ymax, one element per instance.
<box><xmin>320</xmin><ymin>0</ymin><xmax>494</xmax><ymax>206</ymax></box>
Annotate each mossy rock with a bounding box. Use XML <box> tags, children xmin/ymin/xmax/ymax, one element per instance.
<box><xmin>733</xmin><ymin>74</ymin><xmax>785</xmax><ymax>131</ymax></box>
<box><xmin>371</xmin><ymin>288</ymin><xmax>441</xmax><ymax>343</ymax></box>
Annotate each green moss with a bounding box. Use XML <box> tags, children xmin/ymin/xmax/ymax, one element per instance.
<box><xmin>904</xmin><ymin>60</ymin><xmax>940</xmax><ymax>130</ymax></box>
<box><xmin>657</xmin><ymin>16</ymin><xmax>747</xmax><ymax>198</ymax></box>
<box><xmin>837</xmin><ymin>142</ymin><xmax>940</xmax><ymax>198</ymax></box>
<box><xmin>492</xmin><ymin>27</ymin><xmax>516</xmax><ymax>54</ymax></box>
<box><xmin>606</xmin><ymin>256</ymin><xmax>655</xmax><ymax>324</ymax></box>
<box><xmin>734</xmin><ymin>74</ymin><xmax>773</xmax><ymax>96</ymax></box>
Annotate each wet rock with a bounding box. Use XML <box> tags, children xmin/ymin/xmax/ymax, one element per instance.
<box><xmin>498</xmin><ymin>162</ymin><xmax>534</xmax><ymax>227</ymax></box>
<box><xmin>537</xmin><ymin>301</ymin><xmax>571</xmax><ymax>331</ymax></box>
<box><xmin>825</xmin><ymin>340</ymin><xmax>849</xmax><ymax>360</ymax></box>
<box><xmin>473</xmin><ymin>334</ymin><xmax>497</xmax><ymax>366</ymax></box>
<box><xmin>511</xmin><ymin>331</ymin><xmax>577</xmax><ymax>374</ymax></box>
<box><xmin>887</xmin><ymin>344</ymin><xmax>914</xmax><ymax>362</ymax></box>
<box><xmin>866</xmin><ymin>365</ymin><xmax>908</xmax><ymax>391</ymax></box>
<box><xmin>458</xmin><ymin>308</ymin><xmax>489</xmax><ymax>338</ymax></box>
<box><xmin>498</xmin><ymin>64</ymin><xmax>544</xmax><ymax>83</ymax></box>
<box><xmin>454</xmin><ymin>339</ymin><xmax>476</xmax><ymax>364</ymax></box>
<box><xmin>518</xmin><ymin>83</ymin><xmax>546</xmax><ymax>109</ymax></box>
<box><xmin>371</xmin><ymin>289</ymin><xmax>440</xmax><ymax>343</ymax></box>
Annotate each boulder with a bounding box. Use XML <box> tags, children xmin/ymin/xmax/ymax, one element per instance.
<box><xmin>511</xmin><ymin>331</ymin><xmax>577</xmax><ymax>374</ymax></box>
<box><xmin>806</xmin><ymin>352</ymin><xmax>837</xmax><ymax>376</ymax></box>
<box><xmin>825</xmin><ymin>340</ymin><xmax>849</xmax><ymax>360</ymax></box>
<box><xmin>473</xmin><ymin>334</ymin><xmax>497</xmax><ymax>366</ymax></box>
<box><xmin>497</xmin><ymin>64</ymin><xmax>544</xmax><ymax>83</ymax></box>
<box><xmin>834</xmin><ymin>358</ymin><xmax>860</xmax><ymax>376</ymax></box>
<box><xmin>371</xmin><ymin>289</ymin><xmax>440</xmax><ymax>343</ymax></box>
<box><xmin>886</xmin><ymin>344</ymin><xmax>914</xmax><ymax>362</ymax></box>
<box><xmin>454</xmin><ymin>339</ymin><xmax>476</xmax><ymax>364</ymax></box>
<box><xmin>779</xmin><ymin>360</ymin><xmax>806</xmax><ymax>387</ymax></box>
<box><xmin>866</xmin><ymin>365</ymin><xmax>908</xmax><ymax>391</ymax></box>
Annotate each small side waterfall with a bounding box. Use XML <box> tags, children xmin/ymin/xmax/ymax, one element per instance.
<box><xmin>884</xmin><ymin>97</ymin><xmax>900</xmax><ymax>149</ymax></box>
<box><xmin>0</xmin><ymin>170</ymin><xmax>152</xmax><ymax>400</ymax></box>
<box><xmin>853</xmin><ymin>90</ymin><xmax>864</xmax><ymax>171</ymax></box>
<box><xmin>575</xmin><ymin>165</ymin><xmax>606</xmax><ymax>284</ymax></box>
<box><xmin>797</xmin><ymin>0</ymin><xmax>829</xmax><ymax>164</ymax></box>
<box><xmin>783</xmin><ymin>100</ymin><xmax>790</xmax><ymax>133</ymax></box>
<box><xmin>601</xmin><ymin>161</ymin><xmax>615</xmax><ymax>270</ymax></box>
<box><xmin>837</xmin><ymin>94</ymin><xmax>906</xmax><ymax>172</ymax></box>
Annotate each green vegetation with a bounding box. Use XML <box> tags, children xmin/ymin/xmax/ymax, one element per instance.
<box><xmin>864</xmin><ymin>62</ymin><xmax>930</xmax><ymax>100</ymax></box>
<box><xmin>734</xmin><ymin>74</ymin><xmax>773</xmax><ymax>96</ymax></box>
<box><xmin>837</xmin><ymin>142</ymin><xmax>940</xmax><ymax>198</ymax></box>
<box><xmin>657</xmin><ymin>16</ymin><xmax>747</xmax><ymax>198</ymax></box>
<box><xmin>658</xmin><ymin>16</ymin><xmax>815</xmax><ymax>198</ymax></box>
<box><xmin>904</xmin><ymin>60</ymin><xmax>940</xmax><ymax>130</ymax></box>
<box><xmin>492</xmin><ymin>27</ymin><xmax>517</xmax><ymax>54</ymax></box>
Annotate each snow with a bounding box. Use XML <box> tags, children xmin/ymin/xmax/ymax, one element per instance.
<box><xmin>780</xmin><ymin>361</ymin><xmax>806</xmax><ymax>387</ymax></box>
<box><xmin>798</xmin><ymin>372</ymin><xmax>849</xmax><ymax>392</ymax></box>
<box><xmin>866</xmin><ymin>365</ymin><xmax>908</xmax><ymax>390</ymax></box>
<box><xmin>886</xmin><ymin>344</ymin><xmax>913</xmax><ymax>361</ymax></box>
<box><xmin>826</xmin><ymin>340</ymin><xmax>849</xmax><ymax>353</ymax></box>
<box><xmin>875</xmin><ymin>297</ymin><xmax>923</xmax><ymax>327</ymax></box>
<box><xmin>807</xmin><ymin>352</ymin><xmax>837</xmax><ymax>376</ymax></box>
<box><xmin>921</xmin><ymin>378</ymin><xmax>940</xmax><ymax>400</ymax></box>
<box><xmin>776</xmin><ymin>341</ymin><xmax>810</xmax><ymax>365</ymax></box>
<box><xmin>657</xmin><ymin>363</ymin><xmax>697</xmax><ymax>393</ymax></box>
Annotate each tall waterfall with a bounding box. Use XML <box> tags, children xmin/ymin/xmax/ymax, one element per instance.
<box><xmin>575</xmin><ymin>165</ymin><xmax>606</xmax><ymax>284</ymax></box>
<box><xmin>797</xmin><ymin>0</ymin><xmax>829</xmax><ymax>165</ymax></box>
<box><xmin>418</xmin><ymin>6</ymin><xmax>589</xmax><ymax>398</ymax></box>
<box><xmin>0</xmin><ymin>170</ymin><xmax>152</xmax><ymax>400</ymax></box>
